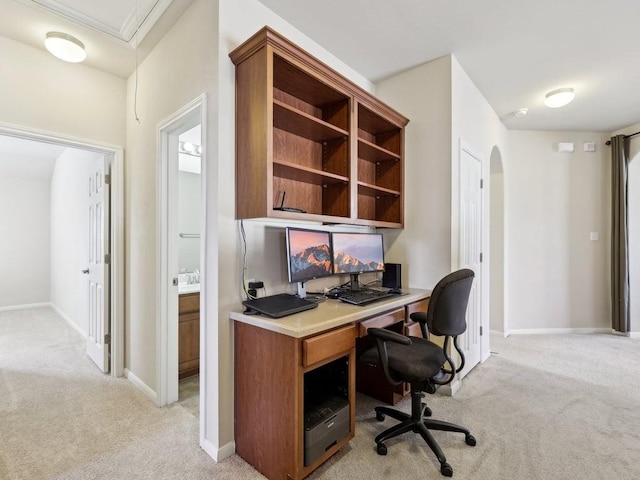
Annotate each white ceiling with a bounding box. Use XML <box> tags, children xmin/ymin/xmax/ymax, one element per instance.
<box><xmin>0</xmin><ymin>0</ymin><xmax>638</xmax><ymax>132</ymax></box>
<box><xmin>258</xmin><ymin>0</ymin><xmax>640</xmax><ymax>132</ymax></box>
<box><xmin>0</xmin><ymin>135</ymin><xmax>66</xmax><ymax>180</ymax></box>
<box><xmin>0</xmin><ymin>0</ymin><xmax>194</xmax><ymax>78</ymax></box>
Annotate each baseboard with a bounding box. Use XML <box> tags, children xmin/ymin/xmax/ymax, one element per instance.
<box><xmin>0</xmin><ymin>302</ymin><xmax>50</xmax><ymax>312</ymax></box>
<box><xmin>201</xmin><ymin>437</ymin><xmax>235</xmax><ymax>462</ymax></box>
<box><xmin>629</xmin><ymin>332</ymin><xmax>640</xmax><ymax>339</ymax></box>
<box><xmin>508</xmin><ymin>327</ymin><xmax>611</xmax><ymax>335</ymax></box>
<box><xmin>490</xmin><ymin>329</ymin><xmax>509</xmax><ymax>337</ymax></box>
<box><xmin>50</xmin><ymin>303</ymin><xmax>87</xmax><ymax>338</ymax></box>
<box><xmin>124</xmin><ymin>368</ymin><xmax>158</xmax><ymax>404</ymax></box>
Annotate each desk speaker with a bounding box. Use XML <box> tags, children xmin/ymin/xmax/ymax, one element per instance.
<box><xmin>382</xmin><ymin>263</ymin><xmax>401</xmax><ymax>289</ymax></box>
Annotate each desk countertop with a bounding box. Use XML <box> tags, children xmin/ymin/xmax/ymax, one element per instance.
<box><xmin>230</xmin><ymin>288</ymin><xmax>430</xmax><ymax>338</ymax></box>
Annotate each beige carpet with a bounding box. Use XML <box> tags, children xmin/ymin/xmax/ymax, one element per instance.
<box><xmin>2</xmin><ymin>307</ymin><xmax>640</xmax><ymax>479</ymax></box>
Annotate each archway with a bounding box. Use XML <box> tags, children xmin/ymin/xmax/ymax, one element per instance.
<box><xmin>489</xmin><ymin>146</ymin><xmax>506</xmax><ymax>335</ymax></box>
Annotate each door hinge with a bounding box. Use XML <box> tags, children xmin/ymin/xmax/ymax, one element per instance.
<box><xmin>480</xmin><ymin>178</ymin><xmax>484</xmax><ymax>189</ymax></box>
<box><xmin>480</xmin><ymin>252</ymin><xmax>483</xmax><ymax>263</ymax></box>
<box><xmin>105</xmin><ymin>174</ymin><xmax>111</xmax><ymax>185</ymax></box>
<box><xmin>104</xmin><ymin>253</ymin><xmax>111</xmax><ymax>265</ymax></box>
<box><xmin>104</xmin><ymin>333</ymin><xmax>111</xmax><ymax>344</ymax></box>
<box><xmin>480</xmin><ymin>326</ymin><xmax>483</xmax><ymax>336</ymax></box>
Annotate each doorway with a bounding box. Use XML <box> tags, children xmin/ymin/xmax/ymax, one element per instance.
<box><xmin>458</xmin><ymin>141</ymin><xmax>483</xmax><ymax>378</ymax></box>
<box><xmin>157</xmin><ymin>96</ymin><xmax>206</xmax><ymax>408</ymax></box>
<box><xmin>489</xmin><ymin>146</ymin><xmax>506</xmax><ymax>336</ymax></box>
<box><xmin>0</xmin><ymin>124</ymin><xmax>124</xmax><ymax>376</ymax></box>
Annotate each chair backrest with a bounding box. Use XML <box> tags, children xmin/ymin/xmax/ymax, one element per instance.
<box><xmin>425</xmin><ymin>269</ymin><xmax>474</xmax><ymax>337</ymax></box>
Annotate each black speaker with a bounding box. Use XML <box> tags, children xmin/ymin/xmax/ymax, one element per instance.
<box><xmin>382</xmin><ymin>263</ymin><xmax>401</xmax><ymax>289</ymax></box>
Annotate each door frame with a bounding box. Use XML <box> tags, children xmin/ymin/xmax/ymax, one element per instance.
<box><xmin>0</xmin><ymin>121</ymin><xmax>125</xmax><ymax>377</ymax></box>
<box><xmin>156</xmin><ymin>94</ymin><xmax>206</xmax><ymax>407</ymax></box>
<box><xmin>456</xmin><ymin>139</ymin><xmax>485</xmax><ymax>376</ymax></box>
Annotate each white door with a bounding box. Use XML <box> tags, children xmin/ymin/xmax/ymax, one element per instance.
<box><xmin>459</xmin><ymin>147</ymin><xmax>482</xmax><ymax>376</ymax></box>
<box><xmin>86</xmin><ymin>156</ymin><xmax>110</xmax><ymax>373</ymax></box>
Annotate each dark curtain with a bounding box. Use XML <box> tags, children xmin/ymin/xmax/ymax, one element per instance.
<box><xmin>611</xmin><ymin>134</ymin><xmax>630</xmax><ymax>333</ymax></box>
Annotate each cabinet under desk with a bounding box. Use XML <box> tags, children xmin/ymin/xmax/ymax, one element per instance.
<box><xmin>230</xmin><ymin>289</ymin><xmax>430</xmax><ymax>480</ymax></box>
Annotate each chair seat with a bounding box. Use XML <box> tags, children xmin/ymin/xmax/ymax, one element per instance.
<box><xmin>360</xmin><ymin>336</ymin><xmax>446</xmax><ymax>383</ymax></box>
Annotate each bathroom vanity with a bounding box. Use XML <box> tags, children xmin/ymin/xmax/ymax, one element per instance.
<box><xmin>178</xmin><ymin>291</ymin><xmax>200</xmax><ymax>379</ymax></box>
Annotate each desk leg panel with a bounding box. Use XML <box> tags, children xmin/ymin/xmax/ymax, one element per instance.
<box><xmin>235</xmin><ymin>322</ymin><xmax>302</xmax><ymax>479</ymax></box>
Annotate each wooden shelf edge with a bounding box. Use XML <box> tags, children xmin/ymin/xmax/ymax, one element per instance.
<box><xmin>274</xmin><ymin>159</ymin><xmax>349</xmax><ymax>184</ymax></box>
<box><xmin>358</xmin><ymin>137</ymin><xmax>400</xmax><ymax>161</ymax></box>
<box><xmin>357</xmin><ymin>181</ymin><xmax>401</xmax><ymax>197</ymax></box>
<box><xmin>274</xmin><ymin>99</ymin><xmax>349</xmax><ymax>140</ymax></box>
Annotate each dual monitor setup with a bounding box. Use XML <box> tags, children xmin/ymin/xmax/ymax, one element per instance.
<box><xmin>286</xmin><ymin>227</ymin><xmax>386</xmax><ymax>299</ymax></box>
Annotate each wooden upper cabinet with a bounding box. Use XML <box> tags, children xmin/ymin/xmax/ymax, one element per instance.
<box><xmin>230</xmin><ymin>27</ymin><xmax>408</xmax><ymax>228</ymax></box>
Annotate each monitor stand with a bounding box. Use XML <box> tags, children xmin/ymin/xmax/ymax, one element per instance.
<box><xmin>347</xmin><ymin>274</ymin><xmax>361</xmax><ymax>291</ymax></box>
<box><xmin>297</xmin><ymin>281</ymin><xmax>307</xmax><ymax>299</ymax></box>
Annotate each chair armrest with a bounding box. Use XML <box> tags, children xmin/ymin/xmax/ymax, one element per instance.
<box><xmin>409</xmin><ymin>311</ymin><xmax>430</xmax><ymax>340</ymax></box>
<box><xmin>367</xmin><ymin>327</ymin><xmax>411</xmax><ymax>345</ymax></box>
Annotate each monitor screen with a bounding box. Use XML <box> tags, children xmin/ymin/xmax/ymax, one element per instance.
<box><xmin>332</xmin><ymin>232</ymin><xmax>384</xmax><ymax>274</ymax></box>
<box><xmin>286</xmin><ymin>228</ymin><xmax>333</xmax><ymax>283</ymax></box>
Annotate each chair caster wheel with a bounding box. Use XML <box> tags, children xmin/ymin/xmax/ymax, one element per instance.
<box><xmin>376</xmin><ymin>411</ymin><xmax>385</xmax><ymax>421</ymax></box>
<box><xmin>422</xmin><ymin>406</ymin><xmax>432</xmax><ymax>417</ymax></box>
<box><xmin>376</xmin><ymin>443</ymin><xmax>387</xmax><ymax>456</ymax></box>
<box><xmin>465</xmin><ymin>434</ymin><xmax>476</xmax><ymax>446</ymax></box>
<box><xmin>440</xmin><ymin>462</ymin><xmax>453</xmax><ymax>477</ymax></box>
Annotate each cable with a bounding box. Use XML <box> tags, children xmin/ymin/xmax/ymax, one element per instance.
<box><xmin>239</xmin><ymin>220</ymin><xmax>255</xmax><ymax>300</ymax></box>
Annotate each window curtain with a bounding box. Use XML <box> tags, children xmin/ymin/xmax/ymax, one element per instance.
<box><xmin>611</xmin><ymin>134</ymin><xmax>630</xmax><ymax>333</ymax></box>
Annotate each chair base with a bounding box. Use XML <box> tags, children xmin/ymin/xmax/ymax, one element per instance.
<box><xmin>373</xmin><ymin>390</ymin><xmax>476</xmax><ymax>477</ymax></box>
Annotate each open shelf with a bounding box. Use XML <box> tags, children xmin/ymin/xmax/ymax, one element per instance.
<box><xmin>231</xmin><ymin>26</ymin><xmax>407</xmax><ymax>227</ymax></box>
<box><xmin>357</xmin><ymin>181</ymin><xmax>401</xmax><ymax>197</ymax></box>
<box><xmin>274</xmin><ymin>160</ymin><xmax>349</xmax><ymax>185</ymax></box>
<box><xmin>274</xmin><ymin>100</ymin><xmax>348</xmax><ymax>142</ymax></box>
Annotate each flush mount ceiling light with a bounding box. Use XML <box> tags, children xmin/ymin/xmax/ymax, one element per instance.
<box><xmin>544</xmin><ymin>87</ymin><xmax>575</xmax><ymax>108</ymax></box>
<box><xmin>44</xmin><ymin>32</ymin><xmax>86</xmax><ymax>63</ymax></box>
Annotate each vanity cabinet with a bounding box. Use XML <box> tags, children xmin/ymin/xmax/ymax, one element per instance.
<box><xmin>229</xmin><ymin>27</ymin><xmax>408</xmax><ymax>228</ymax></box>
<box><xmin>179</xmin><ymin>292</ymin><xmax>199</xmax><ymax>379</ymax></box>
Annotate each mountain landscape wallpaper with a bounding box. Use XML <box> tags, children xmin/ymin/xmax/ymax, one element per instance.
<box><xmin>288</xmin><ymin>230</ymin><xmax>333</xmax><ymax>282</ymax></box>
<box><xmin>332</xmin><ymin>233</ymin><xmax>384</xmax><ymax>274</ymax></box>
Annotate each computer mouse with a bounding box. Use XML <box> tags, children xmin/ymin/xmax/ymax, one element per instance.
<box><xmin>388</xmin><ymin>288</ymin><xmax>402</xmax><ymax>295</ymax></box>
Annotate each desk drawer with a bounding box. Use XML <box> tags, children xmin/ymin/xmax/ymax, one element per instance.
<box><xmin>358</xmin><ymin>308</ymin><xmax>405</xmax><ymax>337</ymax></box>
<box><xmin>303</xmin><ymin>325</ymin><xmax>356</xmax><ymax>367</ymax></box>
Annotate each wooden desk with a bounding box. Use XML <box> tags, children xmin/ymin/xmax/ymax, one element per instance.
<box><xmin>231</xmin><ymin>289</ymin><xmax>430</xmax><ymax>480</ymax></box>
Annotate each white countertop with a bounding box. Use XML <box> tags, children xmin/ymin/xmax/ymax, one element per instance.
<box><xmin>230</xmin><ymin>288</ymin><xmax>430</xmax><ymax>338</ymax></box>
<box><xmin>179</xmin><ymin>284</ymin><xmax>200</xmax><ymax>294</ymax></box>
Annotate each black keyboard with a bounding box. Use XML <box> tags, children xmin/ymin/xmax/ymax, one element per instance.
<box><xmin>338</xmin><ymin>289</ymin><xmax>395</xmax><ymax>306</ymax></box>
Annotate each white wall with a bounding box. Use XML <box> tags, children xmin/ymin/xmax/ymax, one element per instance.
<box><xmin>507</xmin><ymin>131</ymin><xmax>611</xmax><ymax>331</ymax></box>
<box><xmin>50</xmin><ymin>148</ymin><xmax>99</xmax><ymax>334</ymax></box>
<box><xmin>178</xmin><ymin>171</ymin><xmax>201</xmax><ymax>272</ymax></box>
<box><xmin>0</xmin><ymin>174</ymin><xmax>51</xmax><ymax>307</ymax></box>
<box><xmin>375</xmin><ymin>56</ymin><xmax>453</xmax><ymax>289</ymax></box>
<box><xmin>0</xmin><ymin>36</ymin><xmax>125</xmax><ymax>146</ymax></box>
<box><xmin>613</xmin><ymin>122</ymin><xmax>640</xmax><ymax>333</ymax></box>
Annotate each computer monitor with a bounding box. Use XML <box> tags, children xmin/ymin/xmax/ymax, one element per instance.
<box><xmin>285</xmin><ymin>227</ymin><xmax>333</xmax><ymax>298</ymax></box>
<box><xmin>331</xmin><ymin>232</ymin><xmax>384</xmax><ymax>291</ymax></box>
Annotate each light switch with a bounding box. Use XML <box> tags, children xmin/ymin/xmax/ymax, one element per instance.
<box><xmin>590</xmin><ymin>232</ymin><xmax>599</xmax><ymax>241</ymax></box>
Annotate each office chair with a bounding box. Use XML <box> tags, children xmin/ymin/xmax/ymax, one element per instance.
<box><xmin>360</xmin><ymin>268</ymin><xmax>476</xmax><ymax>477</ymax></box>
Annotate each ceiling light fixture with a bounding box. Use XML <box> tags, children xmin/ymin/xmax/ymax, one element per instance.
<box><xmin>513</xmin><ymin>108</ymin><xmax>528</xmax><ymax>117</ymax></box>
<box><xmin>44</xmin><ymin>32</ymin><xmax>86</xmax><ymax>63</ymax></box>
<box><xmin>544</xmin><ymin>87</ymin><xmax>575</xmax><ymax>108</ymax></box>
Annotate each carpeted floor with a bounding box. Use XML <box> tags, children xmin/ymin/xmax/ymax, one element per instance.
<box><xmin>2</xmin><ymin>306</ymin><xmax>639</xmax><ymax>479</ymax></box>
